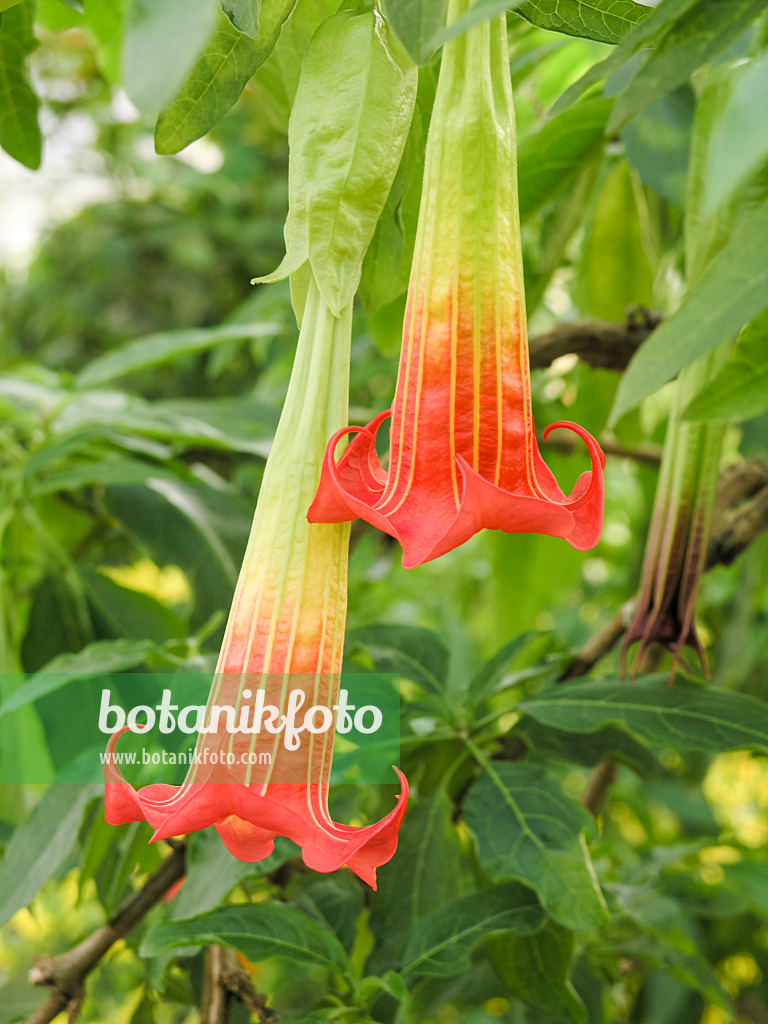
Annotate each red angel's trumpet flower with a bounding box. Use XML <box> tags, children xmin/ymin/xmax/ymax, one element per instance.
<box><xmin>104</xmin><ymin>277</ymin><xmax>407</xmax><ymax>889</ymax></box>
<box><xmin>308</xmin><ymin>1</ymin><xmax>604</xmax><ymax>569</ymax></box>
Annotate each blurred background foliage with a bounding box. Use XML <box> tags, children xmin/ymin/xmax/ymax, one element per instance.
<box><xmin>1</xmin><ymin>0</ymin><xmax>768</xmax><ymax>1022</ymax></box>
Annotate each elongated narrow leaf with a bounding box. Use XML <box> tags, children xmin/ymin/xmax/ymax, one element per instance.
<box><xmin>550</xmin><ymin>0</ymin><xmax>699</xmax><ymax>116</ymax></box>
<box><xmin>155</xmin><ymin>0</ymin><xmax>295</xmax><ymax>154</ymax></box>
<box><xmin>123</xmin><ymin>0</ymin><xmax>218</xmax><ymax>114</ymax></box>
<box><xmin>464</xmin><ymin>763</ymin><xmax>609</xmax><ymax>931</ymax></box>
<box><xmin>519</xmin><ymin>676</ymin><xmax>768</xmax><ymax>753</ymax></box>
<box><xmin>607</xmin><ymin>0</ymin><xmax>766</xmax><ymax>133</ymax></box>
<box><xmin>703</xmin><ymin>54</ymin><xmax>768</xmax><ymax>214</ymax></box>
<box><xmin>383</xmin><ymin>0</ymin><xmax>448</xmax><ymax>65</ymax></box>
<box><xmin>683</xmin><ymin>311</ymin><xmax>768</xmax><ymax>423</ymax></box>
<box><xmin>76</xmin><ymin>323</ymin><xmax>280</xmax><ymax>388</ymax></box>
<box><xmin>0</xmin><ymin>753</ymin><xmax>102</xmax><ymax>926</ymax></box>
<box><xmin>0</xmin><ymin>0</ymin><xmax>41</xmax><ymax>168</ymax></box>
<box><xmin>141</xmin><ymin>904</ymin><xmax>350</xmax><ymax>970</ymax></box>
<box><xmin>518</xmin><ymin>98</ymin><xmax>612</xmax><ymax>218</ymax></box>
<box><xmin>401</xmin><ymin>882</ymin><xmax>544</xmax><ymax>977</ymax></box>
<box><xmin>82</xmin><ymin>0</ymin><xmax>125</xmax><ymax>82</ymax></box>
<box><xmin>257</xmin><ymin>9</ymin><xmax>418</xmax><ymax>316</ymax></box>
<box><xmin>429</xmin><ymin>0</ymin><xmax>524</xmax><ymax>49</ymax></box>
<box><xmin>610</xmin><ymin>196</ymin><xmax>768</xmax><ymax>423</ymax></box>
<box><xmin>516</xmin><ymin>0</ymin><xmax>651</xmax><ymax>45</ymax></box>
<box><xmin>0</xmin><ymin>639</ymin><xmax>159</xmax><ymax>720</ymax></box>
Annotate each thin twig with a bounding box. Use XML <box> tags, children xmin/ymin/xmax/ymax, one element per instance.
<box><xmin>25</xmin><ymin>842</ymin><xmax>187</xmax><ymax>1024</ymax></box>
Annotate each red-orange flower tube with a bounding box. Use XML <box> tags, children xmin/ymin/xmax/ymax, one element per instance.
<box><xmin>104</xmin><ymin>277</ymin><xmax>407</xmax><ymax>888</ymax></box>
<box><xmin>308</xmin><ymin>1</ymin><xmax>605</xmax><ymax>569</ymax></box>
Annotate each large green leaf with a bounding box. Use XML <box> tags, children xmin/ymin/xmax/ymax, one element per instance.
<box><xmin>517</xmin><ymin>98</ymin><xmax>612</xmax><ymax>219</ymax></box>
<box><xmin>489</xmin><ymin>921</ymin><xmax>586</xmax><ymax>1023</ymax></box>
<box><xmin>518</xmin><ymin>717</ymin><xmax>661</xmax><ymax>778</ymax></box>
<box><xmin>221</xmin><ymin>0</ymin><xmax>259</xmax><ymax>37</ymax></box>
<box><xmin>607</xmin><ymin>0</ymin><xmax>766</xmax><ymax>133</ymax></box>
<box><xmin>683</xmin><ymin>311</ymin><xmax>768</xmax><ymax>423</ymax></box>
<box><xmin>382</xmin><ymin>0</ymin><xmax>448</xmax><ymax>65</ymax></box>
<box><xmin>550</xmin><ymin>0</ymin><xmax>699</xmax><ymax>116</ymax></box>
<box><xmin>0</xmin><ymin>752</ymin><xmax>102</xmax><ymax>926</ymax></box>
<box><xmin>401</xmin><ymin>882</ymin><xmax>544</xmax><ymax>977</ymax></box>
<box><xmin>76</xmin><ymin>323</ymin><xmax>280</xmax><ymax>388</ymax></box>
<box><xmin>256</xmin><ymin>8</ymin><xmax>418</xmax><ymax>316</ymax></box>
<box><xmin>609</xmin><ymin>196</ymin><xmax>768</xmax><ymax>424</ymax></box>
<box><xmin>141</xmin><ymin>904</ymin><xmax>350</xmax><ymax>971</ymax></box>
<box><xmin>82</xmin><ymin>0</ymin><xmax>125</xmax><ymax>82</ymax></box>
<box><xmin>519</xmin><ymin>676</ymin><xmax>768</xmax><ymax>754</ymax></box>
<box><xmin>347</xmin><ymin>624</ymin><xmax>449</xmax><ymax>699</ymax></box>
<box><xmin>155</xmin><ymin>0</ymin><xmax>295</xmax><ymax>154</ymax></box>
<box><xmin>367</xmin><ymin>788</ymin><xmax>470</xmax><ymax>974</ymax></box>
<box><xmin>122</xmin><ymin>0</ymin><xmax>219</xmax><ymax>115</ymax></box>
<box><xmin>702</xmin><ymin>54</ymin><xmax>768</xmax><ymax>215</ymax></box>
<box><xmin>464</xmin><ymin>762</ymin><xmax>609</xmax><ymax>932</ymax></box>
<box><xmin>0</xmin><ymin>638</ymin><xmax>159</xmax><ymax>720</ymax></box>
<box><xmin>515</xmin><ymin>0</ymin><xmax>651</xmax><ymax>45</ymax></box>
<box><xmin>0</xmin><ymin>0</ymin><xmax>41</xmax><ymax>169</ymax></box>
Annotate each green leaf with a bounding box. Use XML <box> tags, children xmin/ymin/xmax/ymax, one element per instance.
<box><xmin>0</xmin><ymin>0</ymin><xmax>41</xmax><ymax>169</ymax></box>
<box><xmin>221</xmin><ymin>0</ymin><xmax>258</xmax><ymax>37</ymax></box>
<box><xmin>515</xmin><ymin>0</ymin><xmax>651</xmax><ymax>45</ymax></box>
<box><xmin>429</xmin><ymin>0</ymin><xmax>525</xmax><ymax>50</ymax></box>
<box><xmin>607</xmin><ymin>0</ymin><xmax>766</xmax><ymax>133</ymax></box>
<box><xmin>288</xmin><ymin>873</ymin><xmax>365</xmax><ymax>955</ymax></box>
<box><xmin>29</xmin><ymin>456</ymin><xmax>179</xmax><ymax>496</ymax></box>
<box><xmin>518</xmin><ymin>98</ymin><xmax>612</xmax><ymax>219</ymax></box>
<box><xmin>155</xmin><ymin>1</ymin><xmax>295</xmax><ymax>154</ymax></box>
<box><xmin>464</xmin><ymin>762</ymin><xmax>609</xmax><ymax>931</ymax></box>
<box><xmin>0</xmin><ymin>975</ymin><xmax>49</xmax><ymax>1024</ymax></box>
<box><xmin>0</xmin><ymin>638</ymin><xmax>159</xmax><ymax>720</ymax></box>
<box><xmin>518</xmin><ymin>717</ymin><xmax>661</xmax><ymax>778</ymax></box>
<box><xmin>0</xmin><ymin>752</ymin><xmax>102</xmax><ymax>927</ymax></box>
<box><xmin>703</xmin><ymin>53</ymin><xmax>768</xmax><ymax>215</ymax></box>
<box><xmin>367</xmin><ymin>788</ymin><xmax>470</xmax><ymax>974</ymax></box>
<box><xmin>401</xmin><ymin>882</ymin><xmax>545</xmax><ymax>977</ymax></box>
<box><xmin>76</xmin><ymin>322</ymin><xmax>280</xmax><ymax>388</ymax></box>
<box><xmin>577</xmin><ymin>159</ymin><xmax>655</xmax><ymax>322</ymax></box>
<box><xmin>519</xmin><ymin>676</ymin><xmax>768</xmax><ymax>754</ymax></box>
<box><xmin>609</xmin><ymin>195</ymin><xmax>768</xmax><ymax>423</ymax></box>
<box><xmin>83</xmin><ymin>0</ymin><xmax>125</xmax><ymax>82</ymax></box>
<box><xmin>256</xmin><ymin>9</ymin><xmax>418</xmax><ymax>317</ymax></box>
<box><xmin>347</xmin><ymin>624</ymin><xmax>449</xmax><ymax>699</ymax></box>
<box><xmin>170</xmin><ymin>832</ymin><xmax>299</xmax><ymax>920</ymax></box>
<box><xmin>141</xmin><ymin>904</ymin><xmax>350</xmax><ymax>970</ymax></box>
<box><xmin>0</xmin><ymin>1</ymin><xmax>25</xmax><ymax>11</ymax></box>
<box><xmin>468</xmin><ymin>632</ymin><xmax>554</xmax><ymax>709</ymax></box>
<box><xmin>122</xmin><ymin>0</ymin><xmax>219</xmax><ymax>115</ymax></box>
<box><xmin>683</xmin><ymin>311</ymin><xmax>768</xmax><ymax>423</ymax></box>
<box><xmin>382</xmin><ymin>0</ymin><xmax>448</xmax><ymax>65</ymax></box>
<box><xmin>550</xmin><ymin>0</ymin><xmax>699</xmax><ymax>117</ymax></box>
<box><xmin>490</xmin><ymin>921</ymin><xmax>586</xmax><ymax>1023</ymax></box>
<box><xmin>80</xmin><ymin>568</ymin><xmax>186</xmax><ymax>643</ymax></box>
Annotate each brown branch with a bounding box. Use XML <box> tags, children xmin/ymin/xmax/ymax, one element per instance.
<box><xmin>201</xmin><ymin>945</ymin><xmax>276</xmax><ymax>1024</ymax></box>
<box><xmin>706</xmin><ymin>483</ymin><xmax>768</xmax><ymax>570</ymax></box>
<box><xmin>25</xmin><ymin>841</ymin><xmax>187</xmax><ymax>1024</ymax></box>
<box><xmin>581</xmin><ymin>762</ymin><xmax>618</xmax><ymax>817</ymax></box>
<box><xmin>528</xmin><ymin>307</ymin><xmax>661</xmax><ymax>373</ymax></box>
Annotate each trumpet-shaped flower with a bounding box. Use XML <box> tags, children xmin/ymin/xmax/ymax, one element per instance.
<box><xmin>105</xmin><ymin>278</ymin><xmax>407</xmax><ymax>888</ymax></box>
<box><xmin>308</xmin><ymin>2</ymin><xmax>604</xmax><ymax>568</ymax></box>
